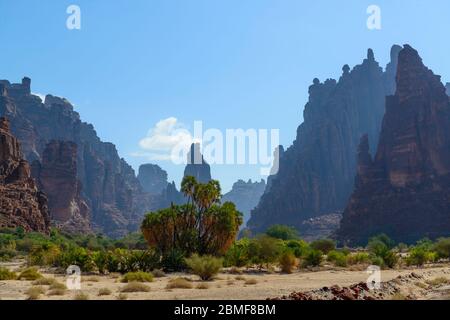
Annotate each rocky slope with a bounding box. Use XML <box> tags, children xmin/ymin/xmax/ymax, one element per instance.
<box><xmin>248</xmin><ymin>46</ymin><xmax>401</xmax><ymax>234</ymax></box>
<box><xmin>0</xmin><ymin>78</ymin><xmax>146</xmax><ymax>237</ymax></box>
<box><xmin>0</xmin><ymin>116</ymin><xmax>50</xmax><ymax>233</ymax></box>
<box><xmin>338</xmin><ymin>45</ymin><xmax>450</xmax><ymax>245</ymax></box>
<box><xmin>32</xmin><ymin>141</ymin><xmax>91</xmax><ymax>234</ymax></box>
<box><xmin>222</xmin><ymin>179</ymin><xmax>266</xmax><ymax>227</ymax></box>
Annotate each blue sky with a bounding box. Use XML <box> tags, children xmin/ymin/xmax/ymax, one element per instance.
<box><xmin>1</xmin><ymin>0</ymin><xmax>450</xmax><ymax>192</ymax></box>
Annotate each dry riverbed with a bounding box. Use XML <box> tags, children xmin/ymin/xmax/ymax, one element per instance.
<box><xmin>1</xmin><ymin>260</ymin><xmax>449</xmax><ymax>300</ymax></box>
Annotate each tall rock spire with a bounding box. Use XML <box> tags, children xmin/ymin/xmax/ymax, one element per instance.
<box><xmin>338</xmin><ymin>45</ymin><xmax>450</xmax><ymax>245</ymax></box>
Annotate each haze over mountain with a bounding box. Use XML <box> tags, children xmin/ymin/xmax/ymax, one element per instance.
<box><xmin>248</xmin><ymin>46</ymin><xmax>401</xmax><ymax>236</ymax></box>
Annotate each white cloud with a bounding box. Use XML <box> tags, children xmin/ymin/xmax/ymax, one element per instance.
<box><xmin>134</xmin><ymin>117</ymin><xmax>196</xmax><ymax>162</ymax></box>
<box><xmin>32</xmin><ymin>92</ymin><xmax>46</xmax><ymax>103</ymax></box>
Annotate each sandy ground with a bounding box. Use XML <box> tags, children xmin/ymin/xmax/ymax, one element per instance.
<box><xmin>1</xmin><ymin>260</ymin><xmax>449</xmax><ymax>300</ymax></box>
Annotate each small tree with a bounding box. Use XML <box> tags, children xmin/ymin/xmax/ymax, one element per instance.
<box><xmin>310</xmin><ymin>239</ymin><xmax>336</xmax><ymax>254</ymax></box>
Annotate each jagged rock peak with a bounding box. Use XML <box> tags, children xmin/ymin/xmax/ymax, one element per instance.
<box><xmin>138</xmin><ymin>164</ymin><xmax>168</xmax><ymax>195</ymax></box>
<box><xmin>184</xmin><ymin>143</ymin><xmax>211</xmax><ymax>183</ymax></box>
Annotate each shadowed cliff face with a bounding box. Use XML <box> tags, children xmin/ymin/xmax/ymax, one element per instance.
<box><xmin>0</xmin><ymin>116</ymin><xmax>50</xmax><ymax>233</ymax></box>
<box><xmin>248</xmin><ymin>46</ymin><xmax>400</xmax><ymax>234</ymax></box>
<box><xmin>222</xmin><ymin>179</ymin><xmax>266</xmax><ymax>228</ymax></box>
<box><xmin>338</xmin><ymin>45</ymin><xmax>450</xmax><ymax>245</ymax></box>
<box><xmin>138</xmin><ymin>164</ymin><xmax>168</xmax><ymax>195</ymax></box>
<box><xmin>0</xmin><ymin>80</ymin><xmax>146</xmax><ymax>237</ymax></box>
<box><xmin>32</xmin><ymin>141</ymin><xmax>91</xmax><ymax>234</ymax></box>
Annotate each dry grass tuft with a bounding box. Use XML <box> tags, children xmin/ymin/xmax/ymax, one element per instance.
<box><xmin>166</xmin><ymin>277</ymin><xmax>194</xmax><ymax>289</ymax></box>
<box><xmin>120</xmin><ymin>282</ymin><xmax>151</xmax><ymax>293</ymax></box>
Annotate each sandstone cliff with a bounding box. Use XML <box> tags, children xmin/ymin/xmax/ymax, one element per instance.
<box><xmin>0</xmin><ymin>79</ymin><xmax>146</xmax><ymax>237</ymax></box>
<box><xmin>248</xmin><ymin>47</ymin><xmax>399</xmax><ymax>234</ymax></box>
<box><xmin>32</xmin><ymin>141</ymin><xmax>91</xmax><ymax>234</ymax></box>
<box><xmin>338</xmin><ymin>45</ymin><xmax>450</xmax><ymax>245</ymax></box>
<box><xmin>0</xmin><ymin>116</ymin><xmax>50</xmax><ymax>233</ymax></box>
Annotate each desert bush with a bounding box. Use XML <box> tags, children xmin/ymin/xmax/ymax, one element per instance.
<box><xmin>121</xmin><ymin>271</ymin><xmax>154</xmax><ymax>283</ymax></box>
<box><xmin>120</xmin><ymin>282</ymin><xmax>151</xmax><ymax>292</ymax></box>
<box><xmin>244</xmin><ymin>279</ymin><xmax>257</xmax><ymax>285</ymax></box>
<box><xmin>196</xmin><ymin>283</ymin><xmax>209</xmax><ymax>289</ymax></box>
<box><xmin>279</xmin><ymin>251</ymin><xmax>297</xmax><ymax>273</ymax></box>
<box><xmin>185</xmin><ymin>254</ymin><xmax>223</xmax><ymax>281</ymax></box>
<box><xmin>74</xmin><ymin>292</ymin><xmax>90</xmax><ymax>300</ymax></box>
<box><xmin>151</xmin><ymin>269</ymin><xmax>166</xmax><ymax>278</ymax></box>
<box><xmin>433</xmin><ymin>238</ymin><xmax>450</xmax><ymax>259</ymax></box>
<box><xmin>18</xmin><ymin>267</ymin><xmax>43</xmax><ymax>280</ymax></box>
<box><xmin>166</xmin><ymin>277</ymin><xmax>194</xmax><ymax>289</ymax></box>
<box><xmin>161</xmin><ymin>248</ymin><xmax>186</xmax><ymax>272</ymax></box>
<box><xmin>33</xmin><ymin>277</ymin><xmax>57</xmax><ymax>286</ymax></box>
<box><xmin>301</xmin><ymin>249</ymin><xmax>323</xmax><ymax>268</ymax></box>
<box><xmin>224</xmin><ymin>238</ymin><xmax>250</xmax><ymax>267</ymax></box>
<box><xmin>310</xmin><ymin>239</ymin><xmax>336</xmax><ymax>254</ymax></box>
<box><xmin>49</xmin><ymin>282</ymin><xmax>67</xmax><ymax>290</ymax></box>
<box><xmin>367</xmin><ymin>236</ymin><xmax>398</xmax><ymax>268</ymax></box>
<box><xmin>346</xmin><ymin>252</ymin><xmax>370</xmax><ymax>265</ymax></box>
<box><xmin>26</xmin><ymin>286</ymin><xmax>46</xmax><ymax>300</ymax></box>
<box><xmin>0</xmin><ymin>267</ymin><xmax>16</xmax><ymax>280</ymax></box>
<box><xmin>265</xmin><ymin>225</ymin><xmax>299</xmax><ymax>240</ymax></box>
<box><xmin>56</xmin><ymin>247</ymin><xmax>95</xmax><ymax>272</ymax></box>
<box><xmin>47</xmin><ymin>288</ymin><xmax>66</xmax><ymax>296</ymax></box>
<box><xmin>426</xmin><ymin>277</ymin><xmax>449</xmax><ymax>287</ymax></box>
<box><xmin>98</xmin><ymin>288</ymin><xmax>112</xmax><ymax>296</ymax></box>
<box><xmin>248</xmin><ymin>236</ymin><xmax>283</xmax><ymax>267</ymax></box>
<box><xmin>285</xmin><ymin>240</ymin><xmax>310</xmax><ymax>258</ymax></box>
<box><xmin>406</xmin><ymin>246</ymin><xmax>435</xmax><ymax>266</ymax></box>
<box><xmin>28</xmin><ymin>244</ymin><xmax>61</xmax><ymax>266</ymax></box>
<box><xmin>117</xmin><ymin>293</ymin><xmax>128</xmax><ymax>300</ymax></box>
<box><xmin>327</xmin><ymin>250</ymin><xmax>347</xmax><ymax>267</ymax></box>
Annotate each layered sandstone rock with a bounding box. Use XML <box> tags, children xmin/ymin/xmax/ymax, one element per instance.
<box><xmin>338</xmin><ymin>45</ymin><xmax>450</xmax><ymax>245</ymax></box>
<box><xmin>248</xmin><ymin>47</ymin><xmax>399</xmax><ymax>234</ymax></box>
<box><xmin>0</xmin><ymin>117</ymin><xmax>50</xmax><ymax>232</ymax></box>
<box><xmin>32</xmin><ymin>141</ymin><xmax>91</xmax><ymax>234</ymax></box>
<box><xmin>0</xmin><ymin>79</ymin><xmax>146</xmax><ymax>237</ymax></box>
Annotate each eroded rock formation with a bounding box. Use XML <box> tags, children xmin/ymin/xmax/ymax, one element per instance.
<box><xmin>0</xmin><ymin>79</ymin><xmax>146</xmax><ymax>237</ymax></box>
<box><xmin>248</xmin><ymin>47</ymin><xmax>399</xmax><ymax>234</ymax></box>
<box><xmin>184</xmin><ymin>143</ymin><xmax>211</xmax><ymax>184</ymax></box>
<box><xmin>338</xmin><ymin>45</ymin><xmax>450</xmax><ymax>245</ymax></box>
<box><xmin>0</xmin><ymin>116</ymin><xmax>50</xmax><ymax>232</ymax></box>
<box><xmin>32</xmin><ymin>141</ymin><xmax>91</xmax><ymax>234</ymax></box>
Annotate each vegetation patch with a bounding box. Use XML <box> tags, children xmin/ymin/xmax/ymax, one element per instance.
<box><xmin>166</xmin><ymin>277</ymin><xmax>194</xmax><ymax>289</ymax></box>
<box><xmin>120</xmin><ymin>282</ymin><xmax>151</xmax><ymax>293</ymax></box>
<box><xmin>121</xmin><ymin>271</ymin><xmax>154</xmax><ymax>283</ymax></box>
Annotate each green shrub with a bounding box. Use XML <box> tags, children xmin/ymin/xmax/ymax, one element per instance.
<box><xmin>224</xmin><ymin>238</ymin><xmax>250</xmax><ymax>267</ymax></box>
<box><xmin>347</xmin><ymin>252</ymin><xmax>370</xmax><ymax>265</ymax></box>
<box><xmin>185</xmin><ymin>254</ymin><xmax>223</xmax><ymax>281</ymax></box>
<box><xmin>310</xmin><ymin>239</ymin><xmax>336</xmax><ymax>254</ymax></box>
<box><xmin>265</xmin><ymin>225</ymin><xmax>299</xmax><ymax>240</ymax></box>
<box><xmin>28</xmin><ymin>244</ymin><xmax>61</xmax><ymax>266</ymax></box>
<box><xmin>248</xmin><ymin>236</ymin><xmax>283</xmax><ymax>267</ymax></box>
<box><xmin>279</xmin><ymin>251</ymin><xmax>297</xmax><ymax>273</ymax></box>
<box><xmin>433</xmin><ymin>238</ymin><xmax>450</xmax><ymax>259</ymax></box>
<box><xmin>367</xmin><ymin>237</ymin><xmax>398</xmax><ymax>268</ymax></box>
<box><xmin>56</xmin><ymin>247</ymin><xmax>95</xmax><ymax>272</ymax></box>
<box><xmin>327</xmin><ymin>250</ymin><xmax>347</xmax><ymax>267</ymax></box>
<box><xmin>301</xmin><ymin>249</ymin><xmax>323</xmax><ymax>268</ymax></box>
<box><xmin>285</xmin><ymin>240</ymin><xmax>310</xmax><ymax>258</ymax></box>
<box><xmin>18</xmin><ymin>267</ymin><xmax>43</xmax><ymax>280</ymax></box>
<box><xmin>161</xmin><ymin>248</ymin><xmax>186</xmax><ymax>272</ymax></box>
<box><xmin>0</xmin><ymin>267</ymin><xmax>16</xmax><ymax>280</ymax></box>
<box><xmin>406</xmin><ymin>246</ymin><xmax>436</xmax><ymax>266</ymax></box>
<box><xmin>121</xmin><ymin>271</ymin><xmax>154</xmax><ymax>283</ymax></box>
